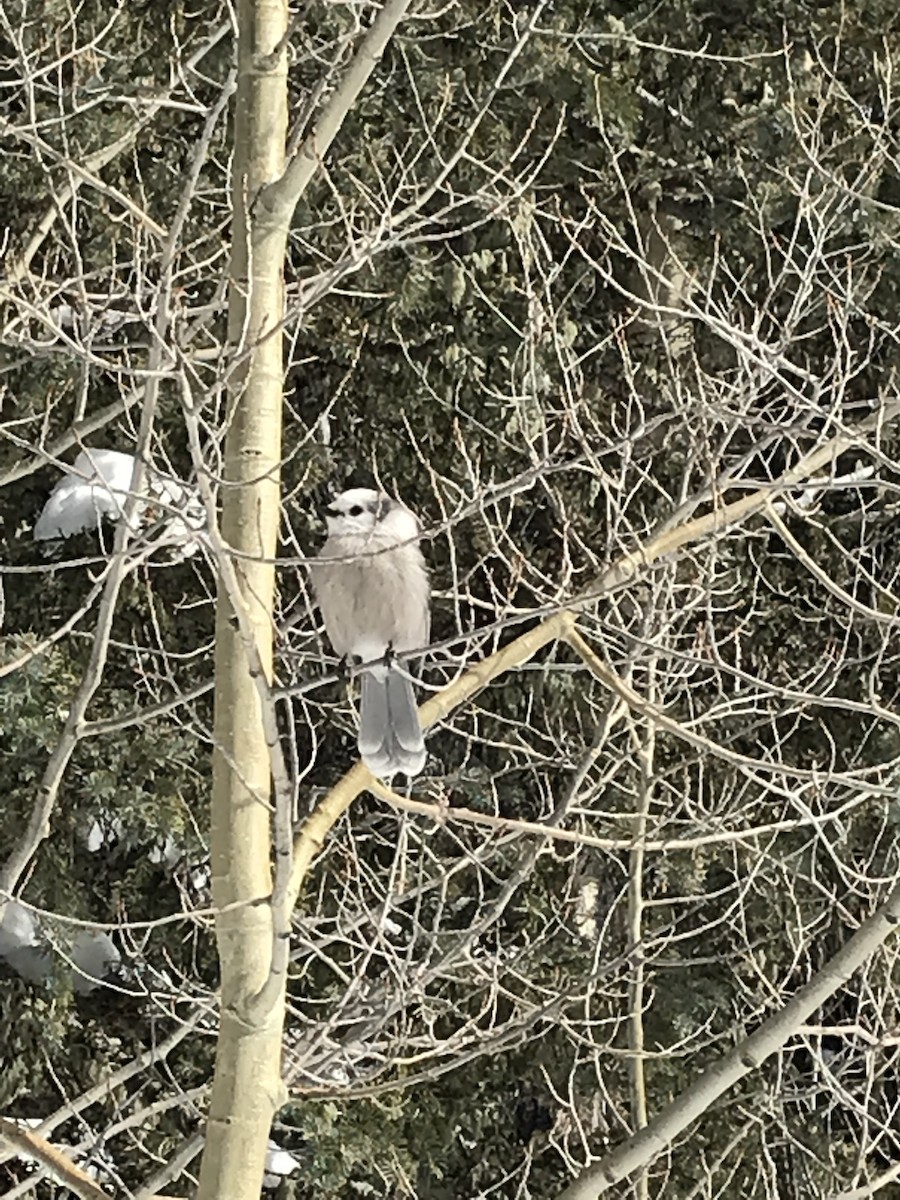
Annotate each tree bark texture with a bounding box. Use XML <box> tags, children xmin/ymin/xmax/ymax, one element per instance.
<box><xmin>198</xmin><ymin>0</ymin><xmax>289</xmax><ymax>1196</ymax></box>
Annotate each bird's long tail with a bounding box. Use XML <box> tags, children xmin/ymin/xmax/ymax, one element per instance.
<box><xmin>358</xmin><ymin>667</ymin><xmax>426</xmax><ymax>778</ymax></box>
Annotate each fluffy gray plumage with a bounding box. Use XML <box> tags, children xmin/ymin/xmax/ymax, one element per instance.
<box><xmin>310</xmin><ymin>488</ymin><xmax>430</xmax><ymax>778</ymax></box>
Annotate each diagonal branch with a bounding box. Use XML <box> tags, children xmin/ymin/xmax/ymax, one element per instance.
<box><xmin>555</xmin><ymin>874</ymin><xmax>900</xmax><ymax>1199</ymax></box>
<box><xmin>259</xmin><ymin>0</ymin><xmax>414</xmax><ymax>227</ymax></box>
<box><xmin>289</xmin><ymin>401</ymin><xmax>900</xmax><ymax>908</ymax></box>
<box><xmin>0</xmin><ymin>1118</ymin><xmax>111</xmax><ymax>1200</ymax></box>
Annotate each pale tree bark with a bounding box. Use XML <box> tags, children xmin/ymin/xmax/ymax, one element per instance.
<box><xmin>0</xmin><ymin>1117</ymin><xmax>112</xmax><ymax>1200</ymax></box>
<box><xmin>198</xmin><ymin>2</ymin><xmax>414</xmax><ymax>1197</ymax></box>
<box><xmin>198</xmin><ymin>0</ymin><xmax>289</xmax><ymax>1195</ymax></box>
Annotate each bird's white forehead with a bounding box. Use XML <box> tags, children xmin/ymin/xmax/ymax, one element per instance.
<box><xmin>328</xmin><ymin>488</ymin><xmax>390</xmax><ymax>514</ymax></box>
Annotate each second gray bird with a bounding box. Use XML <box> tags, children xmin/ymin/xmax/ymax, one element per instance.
<box><xmin>310</xmin><ymin>488</ymin><xmax>430</xmax><ymax>778</ymax></box>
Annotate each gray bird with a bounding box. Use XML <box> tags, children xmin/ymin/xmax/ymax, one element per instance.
<box><xmin>310</xmin><ymin>488</ymin><xmax>430</xmax><ymax>778</ymax></box>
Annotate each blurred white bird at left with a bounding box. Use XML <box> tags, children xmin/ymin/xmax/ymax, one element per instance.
<box><xmin>0</xmin><ymin>899</ymin><xmax>120</xmax><ymax>994</ymax></box>
<box><xmin>34</xmin><ymin>447</ymin><xmax>205</xmax><ymax>556</ymax></box>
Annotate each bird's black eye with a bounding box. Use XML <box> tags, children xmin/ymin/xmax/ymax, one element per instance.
<box><xmin>349</xmin><ymin>505</ymin><xmax>363</xmax><ymax>516</ymax></box>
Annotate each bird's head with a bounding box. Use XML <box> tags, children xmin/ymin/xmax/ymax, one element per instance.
<box><xmin>323</xmin><ymin>488</ymin><xmax>419</xmax><ymax>542</ymax></box>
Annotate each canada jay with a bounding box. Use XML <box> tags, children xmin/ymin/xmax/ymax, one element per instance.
<box><xmin>310</xmin><ymin>488</ymin><xmax>430</xmax><ymax>778</ymax></box>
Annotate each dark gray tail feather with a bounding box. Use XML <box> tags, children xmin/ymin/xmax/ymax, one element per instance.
<box><xmin>358</xmin><ymin>668</ymin><xmax>426</xmax><ymax>777</ymax></box>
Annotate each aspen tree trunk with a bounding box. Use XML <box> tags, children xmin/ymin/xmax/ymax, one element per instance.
<box><xmin>194</xmin><ymin>2</ymin><xmax>414</xmax><ymax>1194</ymax></box>
<box><xmin>197</xmin><ymin>0</ymin><xmax>289</xmax><ymax>1196</ymax></box>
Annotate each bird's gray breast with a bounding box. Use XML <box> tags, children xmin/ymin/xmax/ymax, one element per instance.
<box><xmin>311</xmin><ymin>535</ymin><xmax>429</xmax><ymax>659</ymax></box>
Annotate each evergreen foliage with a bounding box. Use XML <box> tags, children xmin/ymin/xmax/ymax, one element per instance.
<box><xmin>2</xmin><ymin>0</ymin><xmax>900</xmax><ymax>1196</ymax></box>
